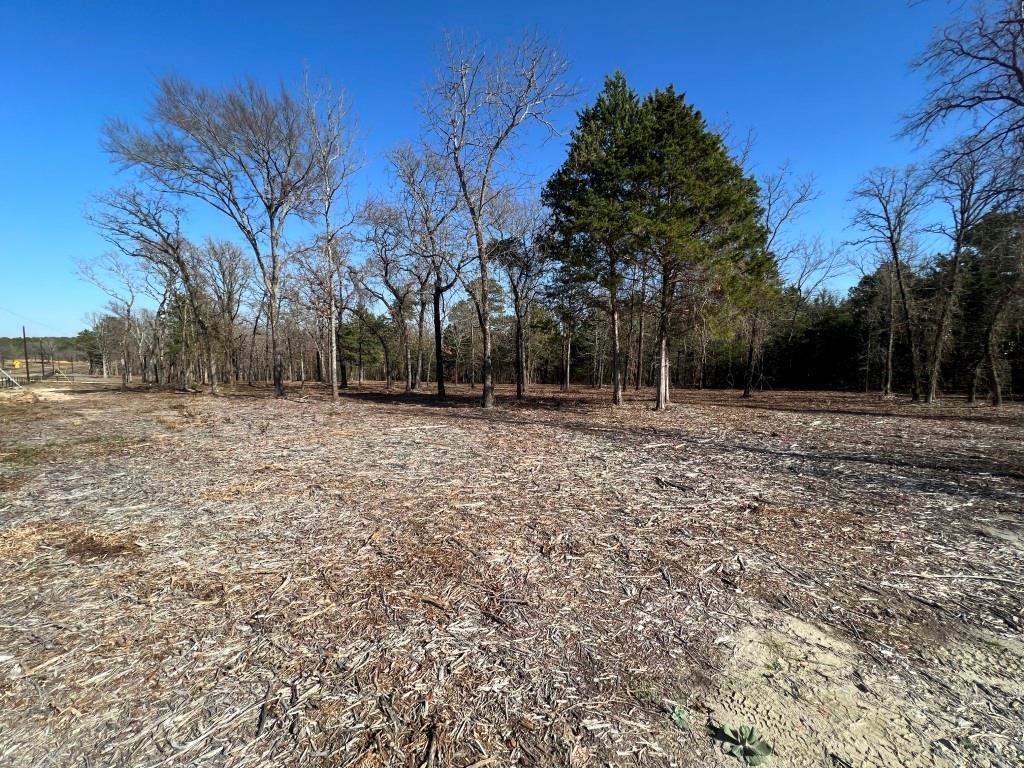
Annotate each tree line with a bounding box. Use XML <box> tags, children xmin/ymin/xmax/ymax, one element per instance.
<box><xmin>79</xmin><ymin>2</ymin><xmax>1024</xmax><ymax>406</ymax></box>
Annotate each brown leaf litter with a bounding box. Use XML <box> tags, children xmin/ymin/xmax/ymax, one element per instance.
<box><xmin>0</xmin><ymin>380</ymin><xmax>1021</xmax><ymax>767</ymax></box>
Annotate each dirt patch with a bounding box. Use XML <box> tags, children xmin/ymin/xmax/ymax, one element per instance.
<box><xmin>0</xmin><ymin>445</ymin><xmax>48</xmax><ymax>465</ymax></box>
<box><xmin>0</xmin><ymin>390</ymin><xmax>40</xmax><ymax>405</ymax></box>
<box><xmin>0</xmin><ymin>523</ymin><xmax>142</xmax><ymax>561</ymax></box>
<box><xmin>168</xmin><ymin>400</ymin><xmax>210</xmax><ymax>424</ymax></box>
<box><xmin>0</xmin><ymin>435</ymin><xmax>139</xmax><ymax>466</ymax></box>
<box><xmin>709</xmin><ymin>612</ymin><xmax>953</xmax><ymax>766</ymax></box>
<box><xmin>63</xmin><ymin>529</ymin><xmax>141</xmax><ymax>559</ymax></box>
<box><xmin>0</xmin><ymin>524</ymin><xmax>48</xmax><ymax>559</ymax></box>
<box><xmin>157</xmin><ymin>415</ymin><xmax>184</xmax><ymax>430</ymax></box>
<box><xmin>199</xmin><ymin>477</ymin><xmax>278</xmax><ymax>501</ymax></box>
<box><xmin>0</xmin><ymin>474</ymin><xmax>26</xmax><ymax>493</ymax></box>
<box><xmin>0</xmin><ymin>386</ymin><xmax>73</xmax><ymax>404</ymax></box>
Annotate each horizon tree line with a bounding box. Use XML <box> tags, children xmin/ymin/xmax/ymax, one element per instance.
<box><xmin>75</xmin><ymin>2</ymin><xmax>1024</xmax><ymax>406</ymax></box>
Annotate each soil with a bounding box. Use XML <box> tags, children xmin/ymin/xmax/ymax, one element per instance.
<box><xmin>0</xmin><ymin>379</ymin><xmax>1021</xmax><ymax>767</ymax></box>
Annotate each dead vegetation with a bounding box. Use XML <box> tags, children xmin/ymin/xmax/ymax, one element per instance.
<box><xmin>0</xmin><ymin>522</ymin><xmax>141</xmax><ymax>560</ymax></box>
<box><xmin>0</xmin><ymin>381</ymin><xmax>1021</xmax><ymax>767</ymax></box>
<box><xmin>0</xmin><ymin>445</ymin><xmax>48</xmax><ymax>465</ymax></box>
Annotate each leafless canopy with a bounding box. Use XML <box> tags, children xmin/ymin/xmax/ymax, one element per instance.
<box><xmin>906</xmin><ymin>1</ymin><xmax>1024</xmax><ymax>152</ymax></box>
<box><xmin>849</xmin><ymin>166</ymin><xmax>928</xmax><ymax>257</ymax></box>
<box><xmin>104</xmin><ymin>77</ymin><xmax>320</xmax><ymax>260</ymax></box>
<box><xmin>425</xmin><ymin>33</ymin><xmax>575</xmax><ymax>211</ymax></box>
<box><xmin>424</xmin><ymin>32</ymin><xmax>574</xmax><ymax>408</ymax></box>
<box><xmin>104</xmin><ymin>76</ymin><xmax>343</xmax><ymax>395</ymax></box>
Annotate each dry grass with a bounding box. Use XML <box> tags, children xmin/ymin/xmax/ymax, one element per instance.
<box><xmin>0</xmin><ymin>475</ymin><xmax>26</xmax><ymax>493</ymax></box>
<box><xmin>0</xmin><ymin>522</ymin><xmax>141</xmax><ymax>560</ymax></box>
<box><xmin>0</xmin><ymin>380</ymin><xmax>1021</xmax><ymax>767</ymax></box>
<box><xmin>0</xmin><ymin>445</ymin><xmax>48</xmax><ymax>465</ymax></box>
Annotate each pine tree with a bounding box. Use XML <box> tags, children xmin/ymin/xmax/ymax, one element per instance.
<box><xmin>542</xmin><ymin>72</ymin><xmax>643</xmax><ymax>406</ymax></box>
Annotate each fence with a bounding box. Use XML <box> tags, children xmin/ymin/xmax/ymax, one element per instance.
<box><xmin>0</xmin><ymin>358</ymin><xmax>79</xmax><ymax>388</ymax></box>
<box><xmin>0</xmin><ymin>369</ymin><xmax>75</xmax><ymax>389</ymax></box>
<box><xmin>1</xmin><ymin>371</ymin><xmax>29</xmax><ymax>389</ymax></box>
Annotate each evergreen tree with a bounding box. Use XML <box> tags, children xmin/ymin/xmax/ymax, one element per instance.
<box><xmin>543</xmin><ymin>72</ymin><xmax>644</xmax><ymax>406</ymax></box>
<box><xmin>635</xmin><ymin>86</ymin><xmax>767</xmax><ymax>408</ymax></box>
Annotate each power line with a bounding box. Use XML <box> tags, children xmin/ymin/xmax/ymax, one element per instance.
<box><xmin>0</xmin><ymin>306</ymin><xmax>68</xmax><ymax>334</ymax></box>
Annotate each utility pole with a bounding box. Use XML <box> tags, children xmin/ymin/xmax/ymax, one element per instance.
<box><xmin>21</xmin><ymin>326</ymin><xmax>30</xmax><ymax>384</ymax></box>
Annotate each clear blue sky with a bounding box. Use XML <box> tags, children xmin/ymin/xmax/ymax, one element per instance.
<box><xmin>0</xmin><ymin>0</ymin><xmax>957</xmax><ymax>336</ymax></box>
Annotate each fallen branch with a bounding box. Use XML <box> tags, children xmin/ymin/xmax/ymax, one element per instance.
<box><xmin>894</xmin><ymin>572</ymin><xmax>1024</xmax><ymax>588</ymax></box>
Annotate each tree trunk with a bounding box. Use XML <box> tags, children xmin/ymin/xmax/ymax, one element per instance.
<box><xmin>611</xmin><ymin>296</ymin><xmax>623</xmax><ymax>406</ymax></box>
<box><xmin>562</xmin><ymin>331</ymin><xmax>571</xmax><ymax>392</ymax></box>
<box><xmin>655</xmin><ymin>268</ymin><xmax>671</xmax><ymax>410</ymax></box>
<box><xmin>924</xmin><ymin>243</ymin><xmax>964</xmax><ymax>403</ymax></box>
<box><xmin>986</xmin><ymin>329</ymin><xmax>1002</xmax><ymax>407</ymax></box>
<box><xmin>624</xmin><ymin>290</ymin><xmax>636</xmax><ymax>391</ymax></box>
<box><xmin>742</xmin><ymin>313</ymin><xmax>758</xmax><ymax>398</ymax></box>
<box><xmin>433</xmin><ymin>278</ymin><xmax>446</xmax><ymax>398</ymax></box>
<box><xmin>514</xmin><ymin>307</ymin><xmax>526</xmax><ymax>401</ymax></box>
<box><xmin>271</xmin><ymin>322</ymin><xmax>284</xmax><ymax>396</ymax></box>
<box><xmin>884</xmin><ymin>267</ymin><xmax>895</xmax><ymax>396</ymax></box>
<box><xmin>696</xmin><ymin>320</ymin><xmax>707</xmax><ymax>389</ymax></box>
<box><xmin>414</xmin><ymin>298</ymin><xmax>426</xmax><ymax>391</ymax></box>
<box><xmin>404</xmin><ymin>329</ymin><xmax>413</xmax><ymax>392</ymax></box>
<box><xmin>891</xmin><ymin>256</ymin><xmax>922</xmax><ymax>400</ymax></box>
<box><xmin>470</xmin><ymin>324</ymin><xmax>476</xmax><ymax>389</ymax></box>
<box><xmin>247</xmin><ymin>301</ymin><xmax>261</xmax><ymax>387</ymax></box>
<box><xmin>481</xmin><ymin>303</ymin><xmax>493</xmax><ymax>409</ymax></box>
<box><xmin>329</xmin><ymin>280</ymin><xmax>339</xmax><ymax>401</ymax></box>
<box><xmin>338</xmin><ymin>318</ymin><xmax>348</xmax><ymax>389</ymax></box>
<box><xmin>968</xmin><ymin>359</ymin><xmax>982</xmax><ymax>404</ymax></box>
<box><xmin>655</xmin><ymin>333</ymin><xmax>669</xmax><ymax>411</ymax></box>
<box><xmin>635</xmin><ymin>290</ymin><xmax>646</xmax><ymax>391</ymax></box>
<box><xmin>120</xmin><ymin>345</ymin><xmax>129</xmax><ymax>391</ymax></box>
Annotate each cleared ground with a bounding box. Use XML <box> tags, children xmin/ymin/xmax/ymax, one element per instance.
<box><xmin>0</xmin><ymin>380</ymin><xmax>1022</xmax><ymax>767</ymax></box>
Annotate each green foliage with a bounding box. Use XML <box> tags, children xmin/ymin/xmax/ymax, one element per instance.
<box><xmin>543</xmin><ymin>72</ymin><xmax>771</xmax><ymax>330</ymax></box>
<box><xmin>0</xmin><ymin>335</ymin><xmax>86</xmax><ymax>365</ymax></box>
<box><xmin>73</xmin><ymin>329</ymin><xmax>100</xmax><ymax>354</ymax></box>
<box><xmin>668</xmin><ymin>706</ymin><xmax>690</xmax><ymax>730</ymax></box>
<box><xmin>542</xmin><ymin>72</ymin><xmax>644</xmax><ymax>300</ymax></box>
<box><xmin>634</xmin><ymin>85</ymin><xmax>767</xmax><ymax>287</ymax></box>
<box><xmin>714</xmin><ymin>723</ymin><xmax>773</xmax><ymax>765</ymax></box>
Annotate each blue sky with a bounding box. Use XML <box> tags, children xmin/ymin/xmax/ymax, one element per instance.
<box><xmin>0</xmin><ymin>0</ymin><xmax>958</xmax><ymax>336</ymax></box>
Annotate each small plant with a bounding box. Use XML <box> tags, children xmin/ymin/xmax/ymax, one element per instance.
<box><xmin>634</xmin><ymin>684</ymin><xmax>659</xmax><ymax>705</ymax></box>
<box><xmin>668</xmin><ymin>706</ymin><xmax>690</xmax><ymax>730</ymax></box>
<box><xmin>714</xmin><ymin>723</ymin><xmax>773</xmax><ymax>765</ymax></box>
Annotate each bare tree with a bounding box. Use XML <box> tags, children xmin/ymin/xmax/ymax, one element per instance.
<box><xmin>492</xmin><ymin>197</ymin><xmax>549</xmax><ymax>400</ymax></box>
<box><xmin>390</xmin><ymin>144</ymin><xmax>469</xmax><ymax>398</ymax></box>
<box><xmin>783</xmin><ymin>237</ymin><xmax>846</xmax><ymax>339</ymax></box>
<box><xmin>305</xmin><ymin>78</ymin><xmax>358</xmax><ymax>401</ymax></box>
<box><xmin>90</xmin><ymin>187</ymin><xmax>224</xmax><ymax>392</ymax></box>
<box><xmin>424</xmin><ymin>34</ymin><xmax>573</xmax><ymax>407</ymax></box>
<box><xmin>203</xmin><ymin>240</ymin><xmax>254</xmax><ymax>382</ymax></box>
<box><xmin>923</xmin><ymin>137</ymin><xmax>1016</xmax><ymax>401</ymax></box>
<box><xmin>355</xmin><ymin>199</ymin><xmax>415</xmax><ymax>390</ymax></box>
<box><xmin>294</xmin><ymin>239</ymin><xmax>345</xmax><ymax>384</ymax></box>
<box><xmin>741</xmin><ymin>165</ymin><xmax>820</xmax><ymax>398</ymax></box>
<box><xmin>850</xmin><ymin>167</ymin><xmax>929</xmax><ymax>400</ymax></box>
<box><xmin>907</xmin><ymin>1</ymin><xmax>1024</xmax><ymax>159</ymax></box>
<box><xmin>77</xmin><ymin>253</ymin><xmax>143</xmax><ymax>390</ymax></box>
<box><xmin>105</xmin><ymin>76</ymin><xmax>326</xmax><ymax>396</ymax></box>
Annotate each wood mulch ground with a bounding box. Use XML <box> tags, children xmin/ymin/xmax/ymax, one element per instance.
<box><xmin>0</xmin><ymin>380</ymin><xmax>1021</xmax><ymax>767</ymax></box>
